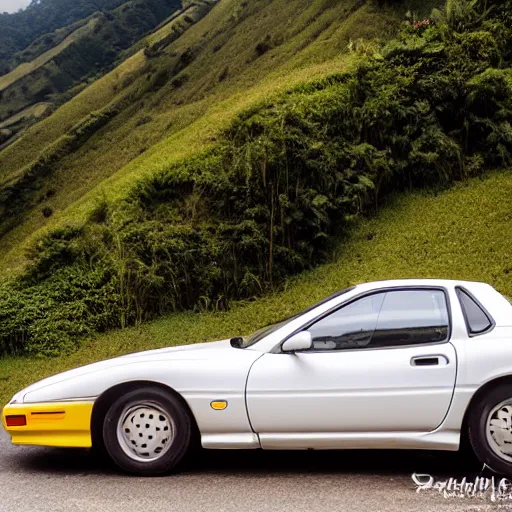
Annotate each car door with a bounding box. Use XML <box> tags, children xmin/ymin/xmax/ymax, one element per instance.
<box><xmin>246</xmin><ymin>288</ymin><xmax>457</xmax><ymax>442</ymax></box>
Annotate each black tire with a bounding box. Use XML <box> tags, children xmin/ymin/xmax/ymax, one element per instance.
<box><xmin>102</xmin><ymin>386</ymin><xmax>192</xmax><ymax>476</ymax></box>
<box><xmin>468</xmin><ymin>384</ymin><xmax>512</xmax><ymax>476</ymax></box>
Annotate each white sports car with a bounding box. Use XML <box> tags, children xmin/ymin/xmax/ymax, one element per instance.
<box><xmin>3</xmin><ymin>279</ymin><xmax>512</xmax><ymax>476</ymax></box>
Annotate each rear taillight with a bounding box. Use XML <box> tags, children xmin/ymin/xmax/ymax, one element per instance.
<box><xmin>6</xmin><ymin>415</ymin><xmax>26</xmax><ymax>427</ymax></box>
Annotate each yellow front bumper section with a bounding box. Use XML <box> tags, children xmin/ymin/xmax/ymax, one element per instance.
<box><xmin>2</xmin><ymin>401</ymin><xmax>94</xmax><ymax>448</ymax></box>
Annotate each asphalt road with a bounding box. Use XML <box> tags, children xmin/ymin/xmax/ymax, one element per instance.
<box><xmin>0</xmin><ymin>428</ymin><xmax>507</xmax><ymax>512</ymax></box>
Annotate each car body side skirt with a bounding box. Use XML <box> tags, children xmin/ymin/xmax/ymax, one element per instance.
<box><xmin>257</xmin><ymin>431</ymin><xmax>459</xmax><ymax>450</ymax></box>
<box><xmin>201</xmin><ymin>433</ymin><xmax>260</xmax><ymax>449</ymax></box>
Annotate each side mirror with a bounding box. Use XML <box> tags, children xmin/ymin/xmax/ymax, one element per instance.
<box><xmin>281</xmin><ymin>331</ymin><xmax>312</xmax><ymax>353</ymax></box>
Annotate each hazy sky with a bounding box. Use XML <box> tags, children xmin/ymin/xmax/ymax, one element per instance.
<box><xmin>1</xmin><ymin>0</ymin><xmax>31</xmax><ymax>13</ymax></box>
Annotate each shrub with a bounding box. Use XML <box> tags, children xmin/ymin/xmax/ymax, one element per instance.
<box><xmin>42</xmin><ymin>206</ymin><xmax>53</xmax><ymax>218</ymax></box>
<box><xmin>135</xmin><ymin>115</ymin><xmax>153</xmax><ymax>127</ymax></box>
<box><xmin>0</xmin><ymin>264</ymin><xmax>121</xmax><ymax>356</ymax></box>
<box><xmin>219</xmin><ymin>66</ymin><xmax>229</xmax><ymax>82</ymax></box>
<box><xmin>171</xmin><ymin>74</ymin><xmax>189</xmax><ymax>89</ymax></box>
<box><xmin>255</xmin><ymin>37</ymin><xmax>272</xmax><ymax>57</ymax></box>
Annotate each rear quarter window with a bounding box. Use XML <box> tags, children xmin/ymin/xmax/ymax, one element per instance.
<box><xmin>457</xmin><ymin>288</ymin><xmax>494</xmax><ymax>336</ymax></box>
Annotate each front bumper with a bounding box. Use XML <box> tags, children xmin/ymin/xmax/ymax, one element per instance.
<box><xmin>2</xmin><ymin>401</ymin><xmax>94</xmax><ymax>448</ymax></box>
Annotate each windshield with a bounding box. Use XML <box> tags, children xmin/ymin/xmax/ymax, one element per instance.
<box><xmin>233</xmin><ymin>286</ymin><xmax>355</xmax><ymax>348</ymax></box>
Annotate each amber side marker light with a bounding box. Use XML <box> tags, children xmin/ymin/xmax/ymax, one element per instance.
<box><xmin>6</xmin><ymin>415</ymin><xmax>27</xmax><ymax>427</ymax></box>
<box><xmin>210</xmin><ymin>401</ymin><xmax>228</xmax><ymax>410</ymax></box>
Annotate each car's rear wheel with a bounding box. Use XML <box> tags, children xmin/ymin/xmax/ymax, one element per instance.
<box><xmin>102</xmin><ymin>386</ymin><xmax>192</xmax><ymax>475</ymax></box>
<box><xmin>468</xmin><ymin>384</ymin><xmax>512</xmax><ymax>476</ymax></box>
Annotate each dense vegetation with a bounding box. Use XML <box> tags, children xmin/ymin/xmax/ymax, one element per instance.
<box><xmin>0</xmin><ymin>0</ymin><xmax>511</xmax><ymax>357</ymax></box>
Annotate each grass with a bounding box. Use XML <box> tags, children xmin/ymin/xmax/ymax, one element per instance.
<box><xmin>0</xmin><ymin>0</ymin><xmax>436</xmax><ymax>276</ymax></box>
<box><xmin>0</xmin><ymin>51</ymin><xmax>145</xmax><ymax>187</ymax></box>
<box><xmin>0</xmin><ymin>102</ymin><xmax>51</xmax><ymax>130</ymax></box>
<box><xmin>1</xmin><ymin>169</ymin><xmax>510</xmax><ymax>405</ymax></box>
<box><xmin>144</xmin><ymin>0</ymin><xmax>216</xmax><ymax>47</ymax></box>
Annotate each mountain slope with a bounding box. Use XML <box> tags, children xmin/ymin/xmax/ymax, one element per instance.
<box><xmin>1</xmin><ymin>0</ymin><xmax>510</xmax><ymax>359</ymax></box>
<box><xmin>0</xmin><ymin>18</ymin><xmax>97</xmax><ymax>95</ymax></box>
<box><xmin>0</xmin><ymin>0</ymin><xmax>129</xmax><ymax>72</ymax></box>
<box><xmin>1</xmin><ymin>170</ymin><xmax>510</xmax><ymax>404</ymax></box>
<box><xmin>0</xmin><ymin>0</ymin><xmax>430</xmax><ymax>273</ymax></box>
<box><xmin>0</xmin><ymin>0</ymin><xmax>185</xmax><ymax>145</ymax></box>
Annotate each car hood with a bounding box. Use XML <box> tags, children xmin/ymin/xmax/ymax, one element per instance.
<box><xmin>14</xmin><ymin>339</ymin><xmax>235</xmax><ymax>403</ymax></box>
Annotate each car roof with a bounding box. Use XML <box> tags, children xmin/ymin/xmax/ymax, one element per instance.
<box><xmin>353</xmin><ymin>279</ymin><xmax>511</xmax><ymax>327</ymax></box>
<box><xmin>353</xmin><ymin>278</ymin><xmax>488</xmax><ymax>290</ymax></box>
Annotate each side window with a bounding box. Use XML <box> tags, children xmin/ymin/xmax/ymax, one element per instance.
<box><xmin>308</xmin><ymin>289</ymin><xmax>449</xmax><ymax>351</ymax></box>
<box><xmin>457</xmin><ymin>288</ymin><xmax>493</xmax><ymax>335</ymax></box>
<box><xmin>308</xmin><ymin>294</ymin><xmax>385</xmax><ymax>351</ymax></box>
<box><xmin>371</xmin><ymin>289</ymin><xmax>449</xmax><ymax>347</ymax></box>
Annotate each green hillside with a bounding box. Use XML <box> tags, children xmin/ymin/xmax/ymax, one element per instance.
<box><xmin>0</xmin><ymin>18</ymin><xmax>97</xmax><ymax>94</ymax></box>
<box><xmin>0</xmin><ymin>0</ymin><xmax>132</xmax><ymax>73</ymax></box>
<box><xmin>1</xmin><ymin>170</ymin><xmax>510</xmax><ymax>405</ymax></box>
<box><xmin>0</xmin><ymin>0</ymin><xmax>184</xmax><ymax>143</ymax></box>
<box><xmin>0</xmin><ymin>0</ymin><xmax>422</xmax><ymax>273</ymax></box>
<box><xmin>0</xmin><ymin>0</ymin><xmax>510</xmax><ymax>361</ymax></box>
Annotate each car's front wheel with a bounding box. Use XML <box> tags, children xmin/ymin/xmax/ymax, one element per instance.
<box><xmin>102</xmin><ymin>386</ymin><xmax>192</xmax><ymax>475</ymax></box>
<box><xmin>469</xmin><ymin>384</ymin><xmax>512</xmax><ymax>476</ymax></box>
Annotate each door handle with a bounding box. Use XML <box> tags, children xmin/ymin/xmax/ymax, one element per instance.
<box><xmin>411</xmin><ymin>355</ymin><xmax>449</xmax><ymax>367</ymax></box>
